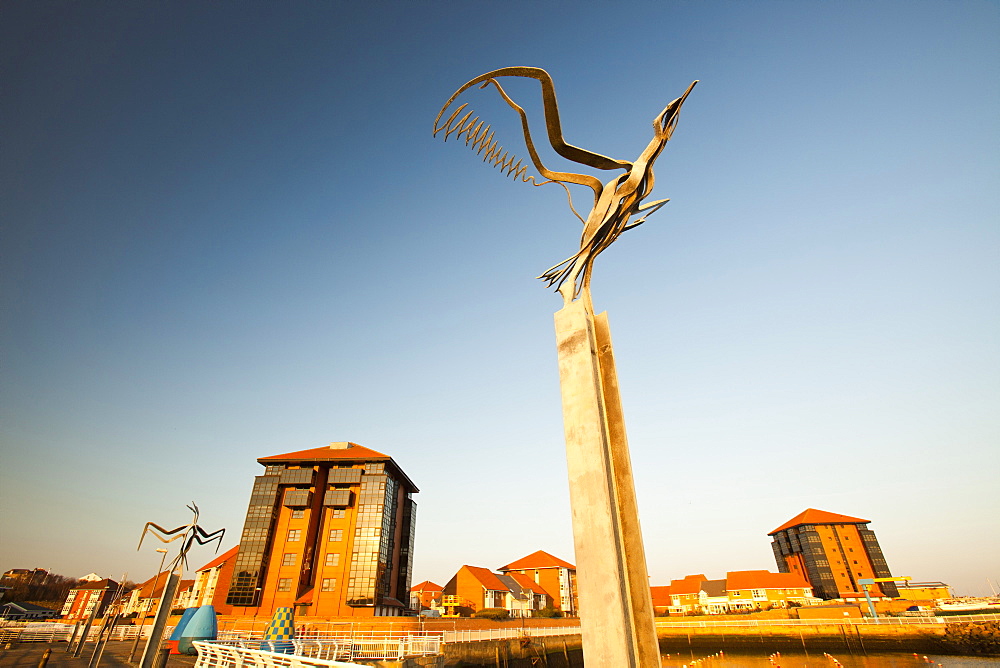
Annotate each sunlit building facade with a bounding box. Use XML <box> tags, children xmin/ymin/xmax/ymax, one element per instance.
<box><xmin>769</xmin><ymin>508</ymin><xmax>897</xmax><ymax>600</ymax></box>
<box><xmin>224</xmin><ymin>442</ymin><xmax>417</xmax><ymax>617</ymax></box>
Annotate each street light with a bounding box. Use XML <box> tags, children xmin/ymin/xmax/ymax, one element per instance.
<box><xmin>128</xmin><ymin>549</ymin><xmax>169</xmax><ymax>663</ymax></box>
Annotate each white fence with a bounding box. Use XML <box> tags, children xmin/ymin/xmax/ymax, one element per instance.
<box><xmin>210</xmin><ymin>636</ymin><xmax>442</xmax><ymax>662</ymax></box>
<box><xmin>194</xmin><ymin>642</ymin><xmax>363</xmax><ymax>668</ymax></box>
<box><xmin>0</xmin><ymin>622</ymin><xmax>174</xmax><ymax>644</ymax></box>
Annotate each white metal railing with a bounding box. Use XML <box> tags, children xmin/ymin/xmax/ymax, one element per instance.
<box><xmin>442</xmin><ymin>626</ymin><xmax>581</xmax><ymax>643</ymax></box>
<box><xmin>0</xmin><ymin>622</ymin><xmax>175</xmax><ymax>643</ymax></box>
<box><xmin>193</xmin><ymin>642</ymin><xmax>363</xmax><ymax>668</ymax></box>
<box><xmin>208</xmin><ymin>635</ymin><xmax>442</xmax><ymax>661</ymax></box>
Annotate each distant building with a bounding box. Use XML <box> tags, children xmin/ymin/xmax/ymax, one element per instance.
<box><xmin>409</xmin><ymin>581</ymin><xmax>442</xmax><ymax>612</ymax></box>
<box><xmin>441</xmin><ymin>565</ymin><xmax>551</xmax><ymax>618</ymax></box>
<box><xmin>1</xmin><ymin>569</ymin><xmax>48</xmax><ymax>584</ymax></box>
<box><xmin>497</xmin><ymin>551</ymin><xmax>577</xmax><ymax>615</ymax></box>
<box><xmin>224</xmin><ymin>442</ymin><xmax>418</xmax><ymax>617</ymax></box>
<box><xmin>61</xmin><ymin>579</ymin><xmax>120</xmax><ymax>622</ymax></box>
<box><xmin>769</xmin><ymin>509</ymin><xmax>897</xmax><ymax>600</ymax></box>
<box><xmin>0</xmin><ymin>602</ymin><xmax>60</xmax><ymax>620</ymax></box>
<box><xmin>725</xmin><ymin>570</ymin><xmax>816</xmax><ymax>610</ymax></box>
<box><xmin>121</xmin><ymin>572</ymin><xmax>171</xmax><ymax>618</ymax></box>
<box><xmin>655</xmin><ymin>571</ymin><xmax>816</xmax><ymax>615</ymax></box>
<box><xmin>190</xmin><ymin>545</ymin><xmax>239</xmax><ymax>609</ymax></box>
<box><xmin>895</xmin><ymin>582</ymin><xmax>952</xmax><ymax>601</ymax></box>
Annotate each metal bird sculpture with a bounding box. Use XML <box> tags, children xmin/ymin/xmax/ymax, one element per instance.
<box><xmin>434</xmin><ymin>67</ymin><xmax>696</xmax><ymax>304</ymax></box>
<box><xmin>137</xmin><ymin>503</ymin><xmax>225</xmax><ymax>571</ymax></box>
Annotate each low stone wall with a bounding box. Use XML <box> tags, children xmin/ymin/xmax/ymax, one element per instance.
<box><xmin>656</xmin><ymin>623</ymin><xmax>948</xmax><ymax>654</ymax></box>
<box><xmin>346</xmin><ymin>635</ymin><xmax>583</xmax><ymax>667</ymax></box>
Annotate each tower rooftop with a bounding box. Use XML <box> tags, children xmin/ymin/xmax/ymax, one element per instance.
<box><xmin>769</xmin><ymin>508</ymin><xmax>870</xmax><ymax>535</ymax></box>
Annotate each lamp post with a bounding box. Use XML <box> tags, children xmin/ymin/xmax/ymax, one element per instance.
<box><xmin>128</xmin><ymin>549</ymin><xmax>168</xmax><ymax>663</ymax></box>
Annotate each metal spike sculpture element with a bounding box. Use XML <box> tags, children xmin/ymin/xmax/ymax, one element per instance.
<box><xmin>434</xmin><ymin>67</ymin><xmax>696</xmax><ymax>304</ymax></box>
<box><xmin>137</xmin><ymin>503</ymin><xmax>225</xmax><ymax>571</ymax></box>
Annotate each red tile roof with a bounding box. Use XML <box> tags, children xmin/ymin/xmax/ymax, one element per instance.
<box><xmin>72</xmin><ymin>579</ymin><xmax>119</xmax><ymax>591</ymax></box>
<box><xmin>769</xmin><ymin>509</ymin><xmax>871</xmax><ymax>535</ymax></box>
<box><xmin>507</xmin><ymin>572</ymin><xmax>553</xmax><ymax>598</ymax></box>
<box><xmin>498</xmin><ymin>551</ymin><xmax>575</xmax><ymax>572</ymax></box>
<box><xmin>669</xmin><ymin>575</ymin><xmax>707</xmax><ymax>595</ymax></box>
<box><xmin>726</xmin><ymin>570</ymin><xmax>811</xmax><ymax>590</ymax></box>
<box><xmin>410</xmin><ymin>581</ymin><xmax>442</xmax><ymax>592</ymax></box>
<box><xmin>259</xmin><ymin>443</ymin><xmax>390</xmax><ymax>462</ymax></box>
<box><xmin>196</xmin><ymin>545</ymin><xmax>239</xmax><ymax>572</ymax></box>
<box><xmin>462</xmin><ymin>566</ymin><xmax>510</xmax><ymax>592</ymax></box>
<box><xmin>135</xmin><ymin>572</ymin><xmax>171</xmax><ymax>598</ymax></box>
<box><xmin>650</xmin><ymin>586</ymin><xmax>672</xmax><ymax>607</ymax></box>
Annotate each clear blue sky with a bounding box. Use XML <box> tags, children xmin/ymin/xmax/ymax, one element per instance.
<box><xmin>2</xmin><ymin>1</ymin><xmax>997</xmax><ymax>597</ymax></box>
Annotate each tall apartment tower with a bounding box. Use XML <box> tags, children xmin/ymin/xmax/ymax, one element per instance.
<box><xmin>768</xmin><ymin>508</ymin><xmax>897</xmax><ymax>600</ymax></box>
<box><xmin>225</xmin><ymin>442</ymin><xmax>418</xmax><ymax>617</ymax></box>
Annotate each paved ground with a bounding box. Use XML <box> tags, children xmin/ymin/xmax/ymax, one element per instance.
<box><xmin>0</xmin><ymin>642</ymin><xmax>198</xmax><ymax>668</ymax></box>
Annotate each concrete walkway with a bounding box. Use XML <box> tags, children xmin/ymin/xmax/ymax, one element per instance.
<box><xmin>0</xmin><ymin>642</ymin><xmax>198</xmax><ymax>668</ymax></box>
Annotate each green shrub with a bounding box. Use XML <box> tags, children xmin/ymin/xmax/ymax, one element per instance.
<box><xmin>473</xmin><ymin>608</ymin><xmax>510</xmax><ymax>621</ymax></box>
<box><xmin>534</xmin><ymin>606</ymin><xmax>562</xmax><ymax>618</ymax></box>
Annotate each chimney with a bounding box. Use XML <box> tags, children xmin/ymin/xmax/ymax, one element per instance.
<box><xmin>329</xmin><ymin>442</ymin><xmax>352</xmax><ymax>450</ymax></box>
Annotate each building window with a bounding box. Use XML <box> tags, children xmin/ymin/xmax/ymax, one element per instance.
<box><xmin>287</xmin><ymin>529</ymin><xmax>301</xmax><ymax>541</ymax></box>
<box><xmin>277</xmin><ymin>579</ymin><xmax>292</xmax><ymax>592</ymax></box>
<box><xmin>331</xmin><ymin>509</ymin><xmax>346</xmax><ymax>519</ymax></box>
<box><xmin>282</xmin><ymin>553</ymin><xmax>296</xmax><ymax>566</ymax></box>
<box><xmin>326</xmin><ymin>553</ymin><xmax>340</xmax><ymax>567</ymax></box>
<box><xmin>751</xmin><ymin>589</ymin><xmax>766</xmax><ymax>598</ymax></box>
<box><xmin>329</xmin><ymin>529</ymin><xmax>343</xmax><ymax>542</ymax></box>
<box><xmin>291</xmin><ymin>510</ymin><xmax>305</xmax><ymax>519</ymax></box>
<box><xmin>321</xmin><ymin>578</ymin><xmax>337</xmax><ymax>592</ymax></box>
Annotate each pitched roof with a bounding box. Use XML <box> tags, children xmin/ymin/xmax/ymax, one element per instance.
<box><xmin>669</xmin><ymin>575</ymin><xmax>707</xmax><ymax>595</ymax></box>
<box><xmin>196</xmin><ymin>545</ymin><xmax>239</xmax><ymax>572</ymax></box>
<box><xmin>769</xmin><ymin>509</ymin><xmax>870</xmax><ymax>535</ymax></box>
<box><xmin>410</xmin><ymin>581</ymin><xmax>442</xmax><ymax>592</ymax></box>
<box><xmin>136</xmin><ymin>572</ymin><xmax>172</xmax><ymax>598</ymax></box>
<box><xmin>259</xmin><ymin>442</ymin><xmax>390</xmax><ymax>463</ymax></box>
<box><xmin>701</xmin><ymin>579</ymin><xmax>728</xmax><ymax>597</ymax></box>
<box><xmin>461</xmin><ymin>566</ymin><xmax>510</xmax><ymax>592</ymax></box>
<box><xmin>498</xmin><ymin>551</ymin><xmax>575</xmax><ymax>572</ymax></box>
<box><xmin>650</xmin><ymin>586</ymin><xmax>672</xmax><ymax>606</ymax></box>
<box><xmin>72</xmin><ymin>579</ymin><xmax>118</xmax><ymax>591</ymax></box>
<box><xmin>726</xmin><ymin>570</ymin><xmax>812</xmax><ymax>590</ymax></box>
<box><xmin>507</xmin><ymin>572</ymin><xmax>553</xmax><ymax>598</ymax></box>
<box><xmin>0</xmin><ymin>602</ymin><xmax>59</xmax><ymax>613</ymax></box>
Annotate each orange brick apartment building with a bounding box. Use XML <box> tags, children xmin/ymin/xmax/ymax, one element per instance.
<box><xmin>222</xmin><ymin>442</ymin><xmax>417</xmax><ymax>617</ymax></box>
<box><xmin>769</xmin><ymin>509</ymin><xmax>897</xmax><ymax>600</ymax></box>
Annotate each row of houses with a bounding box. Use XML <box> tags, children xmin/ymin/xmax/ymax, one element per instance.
<box><xmin>652</xmin><ymin>571</ymin><xmax>820</xmax><ymax>615</ymax></box>
<box><xmin>409</xmin><ymin>550</ymin><xmax>578</xmax><ymax>619</ymax></box>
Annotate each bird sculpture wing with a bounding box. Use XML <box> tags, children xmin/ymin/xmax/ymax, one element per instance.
<box><xmin>434</xmin><ymin>67</ymin><xmax>633</xmax><ymax>208</ymax></box>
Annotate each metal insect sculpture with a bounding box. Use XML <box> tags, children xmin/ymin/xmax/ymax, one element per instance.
<box><xmin>434</xmin><ymin>67</ymin><xmax>697</xmax><ymax>304</ymax></box>
<box><xmin>137</xmin><ymin>502</ymin><xmax>225</xmax><ymax>570</ymax></box>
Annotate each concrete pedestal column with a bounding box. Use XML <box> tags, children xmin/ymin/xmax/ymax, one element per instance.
<box><xmin>554</xmin><ymin>299</ymin><xmax>659</xmax><ymax>667</ymax></box>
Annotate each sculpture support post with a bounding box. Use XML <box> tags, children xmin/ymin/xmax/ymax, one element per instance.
<box><xmin>554</xmin><ymin>299</ymin><xmax>659</xmax><ymax>667</ymax></box>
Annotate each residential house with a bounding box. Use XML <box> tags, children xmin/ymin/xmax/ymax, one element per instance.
<box><xmin>497</xmin><ymin>550</ymin><xmax>577</xmax><ymax>615</ymax></box>
<box><xmin>656</xmin><ymin>571</ymin><xmax>816</xmax><ymax>615</ymax></box>
<box><xmin>409</xmin><ymin>581</ymin><xmax>443</xmax><ymax>612</ymax></box>
<box><xmin>441</xmin><ymin>566</ymin><xmax>552</xmax><ymax>618</ymax></box>
<box><xmin>189</xmin><ymin>545</ymin><xmax>239</xmax><ymax>609</ymax></box>
<box><xmin>0</xmin><ymin>602</ymin><xmax>60</xmax><ymax>620</ymax></box>
<box><xmin>122</xmin><ymin>573</ymin><xmax>192</xmax><ymax>618</ymax></box>
<box><xmin>725</xmin><ymin>570</ymin><xmax>816</xmax><ymax>610</ymax></box>
<box><xmin>61</xmin><ymin>579</ymin><xmax>121</xmax><ymax>622</ymax></box>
